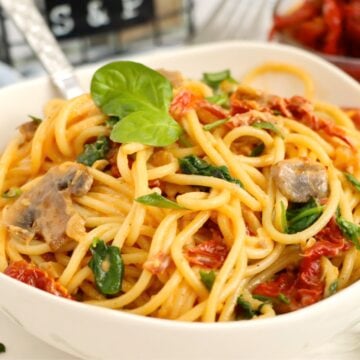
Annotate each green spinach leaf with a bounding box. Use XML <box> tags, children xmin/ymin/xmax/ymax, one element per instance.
<box><xmin>91</xmin><ymin>61</ymin><xmax>182</xmax><ymax>147</ymax></box>
<box><xmin>203</xmin><ymin>118</ymin><xmax>229</xmax><ymax>131</ymax></box>
<box><xmin>286</xmin><ymin>198</ymin><xmax>323</xmax><ymax>234</ymax></box>
<box><xmin>236</xmin><ymin>296</ymin><xmax>260</xmax><ymax>319</ymax></box>
<box><xmin>202</xmin><ymin>69</ymin><xmax>236</xmax><ymax>89</ymax></box>
<box><xmin>344</xmin><ymin>173</ymin><xmax>360</xmax><ymax>192</ymax></box>
<box><xmin>206</xmin><ymin>93</ymin><xmax>229</xmax><ymax>107</ymax></box>
<box><xmin>179</xmin><ymin>155</ymin><xmax>242</xmax><ymax>187</ymax></box>
<box><xmin>77</xmin><ymin>136</ymin><xmax>110</xmax><ymax>166</ymax></box>
<box><xmin>252</xmin><ymin>121</ymin><xmax>283</xmax><ymax>137</ymax></box>
<box><xmin>250</xmin><ymin>143</ymin><xmax>265</xmax><ymax>157</ymax></box>
<box><xmin>0</xmin><ymin>343</ymin><xmax>5</xmax><ymax>353</ymax></box>
<box><xmin>336</xmin><ymin>213</ymin><xmax>360</xmax><ymax>250</ymax></box>
<box><xmin>200</xmin><ymin>270</ymin><xmax>216</xmax><ymax>291</ymax></box>
<box><xmin>89</xmin><ymin>239</ymin><xmax>124</xmax><ymax>295</ymax></box>
<box><xmin>135</xmin><ymin>193</ymin><xmax>184</xmax><ymax>209</ymax></box>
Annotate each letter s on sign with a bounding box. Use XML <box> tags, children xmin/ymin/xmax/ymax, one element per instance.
<box><xmin>49</xmin><ymin>4</ymin><xmax>75</xmax><ymax>37</ymax></box>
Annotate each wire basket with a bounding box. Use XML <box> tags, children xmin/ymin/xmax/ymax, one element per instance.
<box><xmin>0</xmin><ymin>0</ymin><xmax>194</xmax><ymax>75</ymax></box>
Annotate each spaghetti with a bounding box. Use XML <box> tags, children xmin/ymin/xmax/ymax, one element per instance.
<box><xmin>1</xmin><ymin>61</ymin><xmax>360</xmax><ymax>323</ymax></box>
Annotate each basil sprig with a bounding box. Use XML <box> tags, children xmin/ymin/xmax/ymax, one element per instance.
<box><xmin>200</xmin><ymin>270</ymin><xmax>216</xmax><ymax>291</ymax></box>
<box><xmin>135</xmin><ymin>193</ymin><xmax>184</xmax><ymax>209</ymax></box>
<box><xmin>91</xmin><ymin>61</ymin><xmax>182</xmax><ymax>147</ymax></box>
<box><xmin>88</xmin><ymin>239</ymin><xmax>124</xmax><ymax>295</ymax></box>
<box><xmin>0</xmin><ymin>343</ymin><xmax>5</xmax><ymax>353</ymax></box>
<box><xmin>179</xmin><ymin>155</ymin><xmax>242</xmax><ymax>187</ymax></box>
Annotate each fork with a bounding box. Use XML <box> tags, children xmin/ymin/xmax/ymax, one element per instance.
<box><xmin>191</xmin><ymin>0</ymin><xmax>277</xmax><ymax>43</ymax></box>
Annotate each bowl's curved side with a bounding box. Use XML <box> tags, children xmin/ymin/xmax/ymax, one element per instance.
<box><xmin>2</xmin><ymin>272</ymin><xmax>360</xmax><ymax>360</ymax></box>
<box><xmin>0</xmin><ymin>41</ymin><xmax>360</xmax><ymax>360</ymax></box>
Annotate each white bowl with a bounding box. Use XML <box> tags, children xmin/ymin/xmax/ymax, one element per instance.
<box><xmin>1</xmin><ymin>41</ymin><xmax>360</xmax><ymax>360</ymax></box>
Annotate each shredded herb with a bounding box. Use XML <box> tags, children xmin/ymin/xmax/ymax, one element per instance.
<box><xmin>252</xmin><ymin>294</ymin><xmax>272</xmax><ymax>303</ymax></box>
<box><xmin>77</xmin><ymin>136</ymin><xmax>110</xmax><ymax>167</ymax></box>
<box><xmin>278</xmin><ymin>293</ymin><xmax>290</xmax><ymax>304</ymax></box>
<box><xmin>135</xmin><ymin>193</ymin><xmax>184</xmax><ymax>209</ymax></box>
<box><xmin>28</xmin><ymin>115</ymin><xmax>42</xmax><ymax>124</ymax></box>
<box><xmin>236</xmin><ymin>296</ymin><xmax>260</xmax><ymax>319</ymax></box>
<box><xmin>200</xmin><ymin>270</ymin><xmax>216</xmax><ymax>291</ymax></box>
<box><xmin>336</xmin><ymin>212</ymin><xmax>360</xmax><ymax>250</ymax></box>
<box><xmin>88</xmin><ymin>239</ymin><xmax>124</xmax><ymax>295</ymax></box>
<box><xmin>179</xmin><ymin>155</ymin><xmax>242</xmax><ymax>187</ymax></box>
<box><xmin>250</xmin><ymin>143</ymin><xmax>265</xmax><ymax>157</ymax></box>
<box><xmin>328</xmin><ymin>280</ymin><xmax>339</xmax><ymax>296</ymax></box>
<box><xmin>0</xmin><ymin>343</ymin><xmax>5</xmax><ymax>353</ymax></box>
<box><xmin>2</xmin><ymin>187</ymin><xmax>22</xmax><ymax>199</ymax></box>
<box><xmin>344</xmin><ymin>172</ymin><xmax>360</xmax><ymax>192</ymax></box>
<box><xmin>286</xmin><ymin>198</ymin><xmax>323</xmax><ymax>234</ymax></box>
<box><xmin>106</xmin><ymin>116</ymin><xmax>120</xmax><ymax>128</ymax></box>
<box><xmin>203</xmin><ymin>118</ymin><xmax>229</xmax><ymax>131</ymax></box>
<box><xmin>252</xmin><ymin>121</ymin><xmax>283</xmax><ymax>137</ymax></box>
<box><xmin>205</xmin><ymin>93</ymin><xmax>229</xmax><ymax>107</ymax></box>
<box><xmin>202</xmin><ymin>69</ymin><xmax>236</xmax><ymax>89</ymax></box>
<box><xmin>272</xmin><ymin>110</ymin><xmax>282</xmax><ymax>116</ymax></box>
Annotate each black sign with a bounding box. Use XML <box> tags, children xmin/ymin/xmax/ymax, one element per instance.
<box><xmin>44</xmin><ymin>0</ymin><xmax>155</xmax><ymax>39</ymax></box>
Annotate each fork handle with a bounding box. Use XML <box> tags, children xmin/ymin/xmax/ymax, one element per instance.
<box><xmin>0</xmin><ymin>0</ymin><xmax>83</xmax><ymax>98</ymax></box>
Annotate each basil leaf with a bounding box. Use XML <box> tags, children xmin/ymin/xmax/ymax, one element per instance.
<box><xmin>344</xmin><ymin>173</ymin><xmax>360</xmax><ymax>192</ymax></box>
<box><xmin>179</xmin><ymin>155</ymin><xmax>242</xmax><ymax>187</ymax></box>
<box><xmin>77</xmin><ymin>136</ymin><xmax>110</xmax><ymax>166</ymax></box>
<box><xmin>28</xmin><ymin>115</ymin><xmax>42</xmax><ymax>124</ymax></box>
<box><xmin>236</xmin><ymin>296</ymin><xmax>259</xmax><ymax>319</ymax></box>
<box><xmin>286</xmin><ymin>198</ymin><xmax>323</xmax><ymax>234</ymax></box>
<box><xmin>336</xmin><ymin>214</ymin><xmax>360</xmax><ymax>250</ymax></box>
<box><xmin>0</xmin><ymin>343</ymin><xmax>5</xmax><ymax>353</ymax></box>
<box><xmin>203</xmin><ymin>118</ymin><xmax>229</xmax><ymax>131</ymax></box>
<box><xmin>89</xmin><ymin>239</ymin><xmax>124</xmax><ymax>295</ymax></box>
<box><xmin>200</xmin><ymin>270</ymin><xmax>216</xmax><ymax>291</ymax></box>
<box><xmin>111</xmin><ymin>110</ymin><xmax>181</xmax><ymax>147</ymax></box>
<box><xmin>2</xmin><ymin>187</ymin><xmax>22</xmax><ymax>199</ymax></box>
<box><xmin>328</xmin><ymin>280</ymin><xmax>338</xmax><ymax>296</ymax></box>
<box><xmin>278</xmin><ymin>293</ymin><xmax>290</xmax><ymax>304</ymax></box>
<box><xmin>135</xmin><ymin>193</ymin><xmax>184</xmax><ymax>209</ymax></box>
<box><xmin>203</xmin><ymin>69</ymin><xmax>235</xmax><ymax>89</ymax></box>
<box><xmin>250</xmin><ymin>143</ymin><xmax>265</xmax><ymax>157</ymax></box>
<box><xmin>206</xmin><ymin>93</ymin><xmax>229</xmax><ymax>107</ymax></box>
<box><xmin>252</xmin><ymin>121</ymin><xmax>283</xmax><ymax>137</ymax></box>
<box><xmin>91</xmin><ymin>61</ymin><xmax>182</xmax><ymax>147</ymax></box>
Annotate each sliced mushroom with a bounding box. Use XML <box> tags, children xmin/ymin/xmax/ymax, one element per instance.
<box><xmin>271</xmin><ymin>158</ymin><xmax>328</xmax><ymax>203</ymax></box>
<box><xmin>2</xmin><ymin>162</ymin><xmax>93</xmax><ymax>251</ymax></box>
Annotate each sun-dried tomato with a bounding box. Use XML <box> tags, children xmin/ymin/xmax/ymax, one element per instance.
<box><xmin>185</xmin><ymin>239</ymin><xmax>228</xmax><ymax>269</ymax></box>
<box><xmin>5</xmin><ymin>261</ymin><xmax>71</xmax><ymax>299</ymax></box>
<box><xmin>253</xmin><ymin>218</ymin><xmax>351</xmax><ymax>313</ymax></box>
